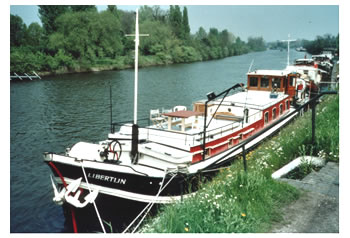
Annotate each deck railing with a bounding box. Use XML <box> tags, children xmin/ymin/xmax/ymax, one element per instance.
<box><xmin>202</xmin><ymin>91</ymin><xmax>338</xmax><ymax>172</ymax></box>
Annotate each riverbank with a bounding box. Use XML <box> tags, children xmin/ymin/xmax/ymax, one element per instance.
<box><xmin>34</xmin><ymin>53</ymin><xmax>251</xmax><ymax>77</ymax></box>
<box><xmin>140</xmin><ymin>93</ymin><xmax>339</xmax><ymax>233</ymax></box>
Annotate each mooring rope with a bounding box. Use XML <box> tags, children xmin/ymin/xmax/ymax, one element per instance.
<box><xmin>122</xmin><ymin>169</ymin><xmax>177</xmax><ymax>233</ymax></box>
<box><xmin>81</xmin><ymin>162</ymin><xmax>106</xmax><ymax>234</ymax></box>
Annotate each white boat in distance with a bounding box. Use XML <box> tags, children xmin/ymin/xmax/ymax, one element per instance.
<box><xmin>43</xmin><ymin>11</ymin><xmax>317</xmax><ymax>233</ymax></box>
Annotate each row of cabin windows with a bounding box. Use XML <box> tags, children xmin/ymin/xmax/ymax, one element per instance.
<box><xmin>264</xmin><ymin>100</ymin><xmax>290</xmax><ymax>124</ymax></box>
<box><xmin>249</xmin><ymin>76</ymin><xmax>296</xmax><ymax>89</ymax></box>
<box><xmin>203</xmin><ymin>100</ymin><xmax>290</xmax><ymax>158</ymax></box>
<box><xmin>250</xmin><ymin>76</ymin><xmax>282</xmax><ymax>88</ymax></box>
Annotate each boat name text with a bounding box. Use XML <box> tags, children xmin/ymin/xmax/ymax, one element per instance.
<box><xmin>88</xmin><ymin>173</ymin><xmax>127</xmax><ymax>185</ymax></box>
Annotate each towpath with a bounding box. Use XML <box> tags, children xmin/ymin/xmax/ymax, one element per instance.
<box><xmin>270</xmin><ymin>162</ymin><xmax>339</xmax><ymax>233</ymax></box>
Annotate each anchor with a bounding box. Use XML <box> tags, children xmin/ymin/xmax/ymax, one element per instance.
<box><xmin>51</xmin><ymin>176</ymin><xmax>99</xmax><ymax>208</ymax></box>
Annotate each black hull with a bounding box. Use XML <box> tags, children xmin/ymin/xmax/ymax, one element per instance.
<box><xmin>45</xmin><ymin>159</ymin><xmax>232</xmax><ymax>233</ymax></box>
<box><xmin>45</xmin><ymin>160</ymin><xmax>219</xmax><ymax>199</ymax></box>
<box><xmin>62</xmin><ymin>193</ymin><xmax>160</xmax><ymax>233</ymax></box>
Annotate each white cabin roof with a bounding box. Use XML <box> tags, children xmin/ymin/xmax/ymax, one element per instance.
<box><xmin>295</xmin><ymin>59</ymin><xmax>314</xmax><ymax>63</ymax></box>
<box><xmin>286</xmin><ymin>65</ymin><xmax>327</xmax><ymax>74</ymax></box>
<box><xmin>247</xmin><ymin>69</ymin><xmax>290</xmax><ymax>77</ymax></box>
<box><xmin>221</xmin><ymin>90</ymin><xmax>288</xmax><ymax>110</ymax></box>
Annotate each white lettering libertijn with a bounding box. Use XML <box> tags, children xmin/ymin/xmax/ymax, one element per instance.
<box><xmin>88</xmin><ymin>173</ymin><xmax>126</xmax><ymax>185</ymax></box>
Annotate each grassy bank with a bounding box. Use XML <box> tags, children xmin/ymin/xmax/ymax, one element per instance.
<box><xmin>141</xmin><ymin>94</ymin><xmax>339</xmax><ymax>233</ymax></box>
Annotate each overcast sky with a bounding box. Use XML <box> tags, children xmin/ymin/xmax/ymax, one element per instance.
<box><xmin>10</xmin><ymin>4</ymin><xmax>339</xmax><ymax>42</ymax></box>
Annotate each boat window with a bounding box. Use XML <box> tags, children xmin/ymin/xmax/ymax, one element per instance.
<box><xmin>272</xmin><ymin>108</ymin><xmax>277</xmax><ymax>119</ymax></box>
<box><xmin>249</xmin><ymin>77</ymin><xmax>258</xmax><ymax>87</ymax></box>
<box><xmin>272</xmin><ymin>78</ymin><xmax>281</xmax><ymax>88</ymax></box>
<box><xmin>264</xmin><ymin>112</ymin><xmax>269</xmax><ymax>124</ymax></box>
<box><xmin>261</xmin><ymin>77</ymin><xmax>269</xmax><ymax>88</ymax></box>
<box><xmin>286</xmin><ymin>100</ymin><xmax>290</xmax><ymax>109</ymax></box>
<box><xmin>279</xmin><ymin>104</ymin><xmax>283</xmax><ymax>115</ymax></box>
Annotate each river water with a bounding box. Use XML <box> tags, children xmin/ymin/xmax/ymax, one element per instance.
<box><xmin>10</xmin><ymin>49</ymin><xmax>307</xmax><ymax>233</ymax></box>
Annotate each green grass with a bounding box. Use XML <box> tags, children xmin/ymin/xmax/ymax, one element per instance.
<box><xmin>141</xmin><ymin>94</ymin><xmax>339</xmax><ymax>233</ymax></box>
<box><xmin>142</xmin><ymin>171</ymin><xmax>299</xmax><ymax>233</ymax></box>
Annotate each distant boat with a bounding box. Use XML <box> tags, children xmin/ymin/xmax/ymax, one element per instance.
<box><xmin>295</xmin><ymin>47</ymin><xmax>306</xmax><ymax>52</ymax></box>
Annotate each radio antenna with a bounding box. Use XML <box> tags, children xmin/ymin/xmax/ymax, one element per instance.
<box><xmin>248</xmin><ymin>59</ymin><xmax>254</xmax><ymax>73</ymax></box>
<box><xmin>110</xmin><ymin>85</ymin><xmax>113</xmax><ymax>133</ymax></box>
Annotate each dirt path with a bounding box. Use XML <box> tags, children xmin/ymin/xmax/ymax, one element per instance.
<box><xmin>270</xmin><ymin>162</ymin><xmax>339</xmax><ymax>233</ymax></box>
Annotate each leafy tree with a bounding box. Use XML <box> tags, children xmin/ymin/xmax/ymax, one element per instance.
<box><xmin>26</xmin><ymin>23</ymin><xmax>45</xmax><ymax>51</ymax></box>
<box><xmin>107</xmin><ymin>5</ymin><xmax>117</xmax><ymax>13</ymax></box>
<box><xmin>11</xmin><ymin>5</ymin><xmax>272</xmax><ymax>74</ymax></box>
<box><xmin>139</xmin><ymin>20</ymin><xmax>174</xmax><ymax>55</ymax></box>
<box><xmin>139</xmin><ymin>5</ymin><xmax>154</xmax><ymax>22</ymax></box>
<box><xmin>303</xmin><ymin>34</ymin><xmax>339</xmax><ymax>55</ymax></box>
<box><xmin>195</xmin><ymin>27</ymin><xmax>207</xmax><ymax>42</ymax></box>
<box><xmin>208</xmin><ymin>28</ymin><xmax>219</xmax><ymax>47</ymax></box>
<box><xmin>182</xmin><ymin>7</ymin><xmax>190</xmax><ymax>40</ymax></box>
<box><xmin>38</xmin><ymin>5</ymin><xmax>69</xmax><ymax>35</ymax></box>
<box><xmin>10</xmin><ymin>14</ymin><xmax>27</xmax><ymax>47</ymax></box>
<box><xmin>48</xmin><ymin>10</ymin><xmax>123</xmax><ymax>61</ymax></box>
<box><xmin>247</xmin><ymin>36</ymin><xmax>266</xmax><ymax>52</ymax></box>
<box><xmin>169</xmin><ymin>5</ymin><xmax>183</xmax><ymax>39</ymax></box>
<box><xmin>70</xmin><ymin>5</ymin><xmax>97</xmax><ymax>12</ymax></box>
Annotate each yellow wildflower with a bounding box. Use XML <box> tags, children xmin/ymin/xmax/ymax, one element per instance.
<box><xmin>184</xmin><ymin>227</ymin><xmax>189</xmax><ymax>232</ymax></box>
<box><xmin>241</xmin><ymin>213</ymin><xmax>246</xmax><ymax>217</ymax></box>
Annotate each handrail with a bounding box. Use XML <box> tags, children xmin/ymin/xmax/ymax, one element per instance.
<box><xmin>200</xmin><ymin>91</ymin><xmax>338</xmax><ymax>171</ymax></box>
<box><xmin>110</xmin><ymin>105</ymin><xmax>261</xmax><ymax>145</ymax></box>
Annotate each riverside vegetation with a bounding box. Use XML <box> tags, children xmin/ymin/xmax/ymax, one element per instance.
<box><xmin>10</xmin><ymin>5</ymin><xmax>338</xmax><ymax>76</ymax></box>
<box><xmin>10</xmin><ymin>5</ymin><xmax>266</xmax><ymax>75</ymax></box>
<box><xmin>141</xmin><ymin>93</ymin><xmax>339</xmax><ymax>233</ymax></box>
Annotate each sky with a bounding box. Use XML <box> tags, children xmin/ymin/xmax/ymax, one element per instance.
<box><xmin>9</xmin><ymin>2</ymin><xmax>339</xmax><ymax>42</ymax></box>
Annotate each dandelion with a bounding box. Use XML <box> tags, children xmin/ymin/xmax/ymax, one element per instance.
<box><xmin>241</xmin><ymin>213</ymin><xmax>246</xmax><ymax>217</ymax></box>
<box><xmin>184</xmin><ymin>223</ymin><xmax>189</xmax><ymax>232</ymax></box>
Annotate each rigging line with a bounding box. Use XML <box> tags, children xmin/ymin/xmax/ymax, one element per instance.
<box><xmin>122</xmin><ymin>169</ymin><xmax>178</xmax><ymax>233</ymax></box>
<box><xmin>81</xmin><ymin>162</ymin><xmax>106</xmax><ymax>234</ymax></box>
<box><xmin>132</xmin><ymin>172</ymin><xmax>178</xmax><ymax>233</ymax></box>
<box><xmin>206</xmin><ymin>90</ymin><xmax>230</xmax><ymax>128</ymax></box>
<box><xmin>122</xmin><ymin>169</ymin><xmax>167</xmax><ymax>233</ymax></box>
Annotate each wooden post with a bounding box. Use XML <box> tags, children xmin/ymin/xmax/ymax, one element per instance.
<box><xmin>311</xmin><ymin>100</ymin><xmax>316</xmax><ymax>146</ymax></box>
<box><xmin>243</xmin><ymin>145</ymin><xmax>247</xmax><ymax>172</ymax></box>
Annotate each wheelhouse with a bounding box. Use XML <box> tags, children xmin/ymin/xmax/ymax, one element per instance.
<box><xmin>247</xmin><ymin>70</ymin><xmax>298</xmax><ymax>97</ymax></box>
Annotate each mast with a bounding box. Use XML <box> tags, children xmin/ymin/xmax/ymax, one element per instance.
<box><xmin>282</xmin><ymin>34</ymin><xmax>296</xmax><ymax>67</ymax></box>
<box><xmin>126</xmin><ymin>9</ymin><xmax>148</xmax><ymax>164</ymax></box>
<box><xmin>125</xmin><ymin>9</ymin><xmax>148</xmax><ymax>124</ymax></box>
<box><xmin>133</xmin><ymin>9</ymin><xmax>140</xmax><ymax>125</ymax></box>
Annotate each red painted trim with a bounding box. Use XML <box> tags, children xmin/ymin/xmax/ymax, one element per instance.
<box><xmin>48</xmin><ymin>161</ymin><xmax>78</xmax><ymax>233</ymax></box>
<box><xmin>190</xmin><ymin>96</ymin><xmax>291</xmax><ymax>163</ymax></box>
<box><xmin>71</xmin><ymin>207</ymin><xmax>78</xmax><ymax>233</ymax></box>
<box><xmin>48</xmin><ymin>161</ymin><xmax>68</xmax><ymax>187</ymax></box>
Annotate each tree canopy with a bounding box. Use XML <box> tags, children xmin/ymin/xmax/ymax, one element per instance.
<box><xmin>10</xmin><ymin>5</ymin><xmax>270</xmax><ymax>74</ymax></box>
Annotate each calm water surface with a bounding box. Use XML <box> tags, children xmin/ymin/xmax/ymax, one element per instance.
<box><xmin>10</xmin><ymin>50</ymin><xmax>307</xmax><ymax>232</ymax></box>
